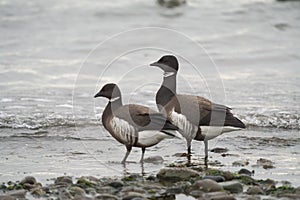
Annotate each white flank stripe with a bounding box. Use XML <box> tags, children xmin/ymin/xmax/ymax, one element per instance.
<box><xmin>170</xmin><ymin>110</ymin><xmax>197</xmax><ymax>140</ymax></box>
<box><xmin>111</xmin><ymin>117</ymin><xmax>136</xmax><ymax>145</ymax></box>
<box><xmin>200</xmin><ymin>126</ymin><xmax>242</xmax><ymax>140</ymax></box>
<box><xmin>138</xmin><ymin>131</ymin><xmax>173</xmax><ymax>146</ymax></box>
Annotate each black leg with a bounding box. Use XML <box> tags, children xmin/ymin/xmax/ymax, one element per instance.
<box><xmin>140</xmin><ymin>147</ymin><xmax>146</xmax><ymax>163</ymax></box>
<box><xmin>121</xmin><ymin>146</ymin><xmax>132</xmax><ymax>164</ymax></box>
<box><xmin>204</xmin><ymin>140</ymin><xmax>208</xmax><ymax>168</ymax></box>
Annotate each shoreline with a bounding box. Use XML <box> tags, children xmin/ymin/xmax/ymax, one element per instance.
<box><xmin>1</xmin><ymin>163</ymin><xmax>300</xmax><ymax>200</ymax></box>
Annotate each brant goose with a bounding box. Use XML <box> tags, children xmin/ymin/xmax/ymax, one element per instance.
<box><xmin>94</xmin><ymin>83</ymin><xmax>181</xmax><ymax>164</ymax></box>
<box><xmin>150</xmin><ymin>55</ymin><xmax>245</xmax><ymax>163</ymax></box>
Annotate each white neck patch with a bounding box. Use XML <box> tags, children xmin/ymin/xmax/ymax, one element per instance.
<box><xmin>164</xmin><ymin>72</ymin><xmax>175</xmax><ymax>77</ymax></box>
<box><xmin>110</xmin><ymin>96</ymin><xmax>120</xmax><ymax>102</ymax></box>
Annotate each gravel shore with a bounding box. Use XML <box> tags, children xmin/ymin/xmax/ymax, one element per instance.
<box><xmin>1</xmin><ymin>162</ymin><xmax>299</xmax><ymax>200</ymax></box>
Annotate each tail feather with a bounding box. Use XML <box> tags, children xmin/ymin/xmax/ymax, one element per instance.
<box><xmin>224</xmin><ymin>114</ymin><xmax>245</xmax><ymax>129</ymax></box>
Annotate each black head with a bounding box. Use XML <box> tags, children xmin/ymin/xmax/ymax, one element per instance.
<box><xmin>94</xmin><ymin>83</ymin><xmax>121</xmax><ymax>100</ymax></box>
<box><xmin>150</xmin><ymin>55</ymin><xmax>179</xmax><ymax>72</ymax></box>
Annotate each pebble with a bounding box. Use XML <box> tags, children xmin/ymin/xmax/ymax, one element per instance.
<box><xmin>238</xmin><ymin>168</ymin><xmax>253</xmax><ymax>176</ymax></box>
<box><xmin>232</xmin><ymin>160</ymin><xmax>249</xmax><ymax>167</ymax></box>
<box><xmin>60</xmin><ymin>189</ymin><xmax>73</xmax><ymax>199</ymax></box>
<box><xmin>69</xmin><ymin>186</ymin><xmax>86</xmax><ymax>196</ymax></box>
<box><xmin>74</xmin><ymin>196</ymin><xmax>93</xmax><ymax>200</ymax></box>
<box><xmin>7</xmin><ymin>189</ymin><xmax>27</xmax><ymax>199</ymax></box>
<box><xmin>55</xmin><ymin>176</ymin><xmax>73</xmax><ymax>185</ymax></box>
<box><xmin>95</xmin><ymin>194</ymin><xmax>119</xmax><ymax>200</ymax></box>
<box><xmin>246</xmin><ymin>196</ymin><xmax>261</xmax><ymax>200</ymax></box>
<box><xmin>246</xmin><ymin>186</ymin><xmax>264</xmax><ymax>195</ymax></box>
<box><xmin>96</xmin><ymin>186</ymin><xmax>115</xmax><ymax>194</ymax></box>
<box><xmin>296</xmin><ymin>186</ymin><xmax>300</xmax><ymax>194</ymax></box>
<box><xmin>219</xmin><ymin>181</ymin><xmax>243</xmax><ymax>193</ymax></box>
<box><xmin>189</xmin><ymin>190</ymin><xmax>204</xmax><ymax>198</ymax></box>
<box><xmin>190</xmin><ymin>179</ymin><xmax>223</xmax><ymax>193</ymax></box>
<box><xmin>108</xmin><ymin>180</ymin><xmax>124</xmax><ymax>188</ymax></box>
<box><xmin>173</xmin><ymin>152</ymin><xmax>188</xmax><ymax>157</ymax></box>
<box><xmin>0</xmin><ymin>195</ymin><xmax>16</xmax><ymax>200</ymax></box>
<box><xmin>157</xmin><ymin>0</ymin><xmax>186</xmax><ymax>8</ymax></box>
<box><xmin>256</xmin><ymin>158</ymin><xmax>275</xmax><ymax>169</ymax></box>
<box><xmin>166</xmin><ymin>187</ymin><xmax>182</xmax><ymax>194</ymax></box>
<box><xmin>122</xmin><ymin>192</ymin><xmax>146</xmax><ymax>200</ymax></box>
<box><xmin>77</xmin><ymin>177</ymin><xmax>97</xmax><ymax>188</ymax></box>
<box><xmin>278</xmin><ymin>193</ymin><xmax>300</xmax><ymax>199</ymax></box>
<box><xmin>143</xmin><ymin>156</ymin><xmax>164</xmax><ymax>164</ymax></box>
<box><xmin>31</xmin><ymin>187</ymin><xmax>46</xmax><ymax>196</ymax></box>
<box><xmin>202</xmin><ymin>191</ymin><xmax>236</xmax><ymax>200</ymax></box>
<box><xmin>121</xmin><ymin>186</ymin><xmax>146</xmax><ymax>194</ymax></box>
<box><xmin>238</xmin><ymin>175</ymin><xmax>256</xmax><ymax>185</ymax></box>
<box><xmin>157</xmin><ymin>167</ymin><xmax>200</xmax><ymax>182</ymax></box>
<box><xmin>85</xmin><ymin>187</ymin><xmax>97</xmax><ymax>195</ymax></box>
<box><xmin>223</xmin><ymin>171</ymin><xmax>234</xmax><ymax>181</ymax></box>
<box><xmin>146</xmin><ymin>175</ymin><xmax>156</xmax><ymax>181</ymax></box>
<box><xmin>210</xmin><ymin>147</ymin><xmax>228</xmax><ymax>153</ymax></box>
<box><xmin>203</xmin><ymin>175</ymin><xmax>225</xmax><ymax>182</ymax></box>
<box><xmin>21</xmin><ymin>176</ymin><xmax>37</xmax><ymax>185</ymax></box>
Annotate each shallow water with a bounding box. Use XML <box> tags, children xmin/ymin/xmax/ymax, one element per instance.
<box><xmin>1</xmin><ymin>0</ymin><xmax>299</xmax><ymax>186</ymax></box>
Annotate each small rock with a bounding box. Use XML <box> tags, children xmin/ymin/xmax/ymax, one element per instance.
<box><xmin>77</xmin><ymin>177</ymin><xmax>97</xmax><ymax>188</ymax></box>
<box><xmin>55</xmin><ymin>176</ymin><xmax>73</xmax><ymax>185</ymax></box>
<box><xmin>95</xmin><ymin>194</ymin><xmax>119</xmax><ymax>200</ymax></box>
<box><xmin>0</xmin><ymin>195</ymin><xmax>16</xmax><ymax>200</ymax></box>
<box><xmin>21</xmin><ymin>176</ymin><xmax>37</xmax><ymax>185</ymax></box>
<box><xmin>211</xmin><ymin>147</ymin><xmax>228</xmax><ymax>153</ymax></box>
<box><xmin>174</xmin><ymin>181</ymin><xmax>191</xmax><ymax>193</ymax></box>
<box><xmin>237</xmin><ymin>175</ymin><xmax>256</xmax><ymax>185</ymax></box>
<box><xmin>166</xmin><ymin>186</ymin><xmax>183</xmax><ymax>194</ymax></box>
<box><xmin>31</xmin><ymin>188</ymin><xmax>46</xmax><ymax>196</ymax></box>
<box><xmin>203</xmin><ymin>175</ymin><xmax>225</xmax><ymax>182</ymax></box>
<box><xmin>96</xmin><ymin>186</ymin><xmax>115</xmax><ymax>194</ymax></box>
<box><xmin>146</xmin><ymin>175</ymin><xmax>156</xmax><ymax>181</ymax></box>
<box><xmin>256</xmin><ymin>158</ymin><xmax>275</xmax><ymax>169</ymax></box>
<box><xmin>22</xmin><ymin>183</ymin><xmax>36</xmax><ymax>190</ymax></box>
<box><xmin>69</xmin><ymin>186</ymin><xmax>86</xmax><ymax>196</ymax></box>
<box><xmin>157</xmin><ymin>167</ymin><xmax>201</xmax><ymax>182</ymax></box>
<box><xmin>122</xmin><ymin>191</ymin><xmax>146</xmax><ymax>200</ymax></box>
<box><xmin>189</xmin><ymin>190</ymin><xmax>204</xmax><ymax>198</ymax></box>
<box><xmin>278</xmin><ymin>193</ymin><xmax>300</xmax><ymax>199</ymax></box>
<box><xmin>143</xmin><ymin>156</ymin><xmax>164</xmax><ymax>164</ymax></box>
<box><xmin>202</xmin><ymin>191</ymin><xmax>236</xmax><ymax>200</ymax></box>
<box><xmin>121</xmin><ymin>186</ymin><xmax>146</xmax><ymax>194</ymax></box>
<box><xmin>189</xmin><ymin>179</ymin><xmax>223</xmax><ymax>193</ymax></box>
<box><xmin>157</xmin><ymin>0</ymin><xmax>186</xmax><ymax>8</ymax></box>
<box><xmin>173</xmin><ymin>152</ymin><xmax>188</xmax><ymax>157</ymax></box>
<box><xmin>219</xmin><ymin>181</ymin><xmax>243</xmax><ymax>194</ymax></box>
<box><xmin>85</xmin><ymin>187</ymin><xmax>97</xmax><ymax>195</ymax></box>
<box><xmin>108</xmin><ymin>180</ymin><xmax>124</xmax><ymax>188</ymax></box>
<box><xmin>60</xmin><ymin>189</ymin><xmax>73</xmax><ymax>199</ymax></box>
<box><xmin>246</xmin><ymin>196</ymin><xmax>261</xmax><ymax>200</ymax></box>
<box><xmin>8</xmin><ymin>189</ymin><xmax>27</xmax><ymax>199</ymax></box>
<box><xmin>122</xmin><ymin>174</ymin><xmax>143</xmax><ymax>182</ymax></box>
<box><xmin>152</xmin><ymin>193</ymin><xmax>175</xmax><ymax>200</ymax></box>
<box><xmin>238</xmin><ymin>168</ymin><xmax>253</xmax><ymax>176</ymax></box>
<box><xmin>232</xmin><ymin>160</ymin><xmax>249</xmax><ymax>167</ymax></box>
<box><xmin>246</xmin><ymin>186</ymin><xmax>264</xmax><ymax>195</ymax></box>
<box><xmin>223</xmin><ymin>171</ymin><xmax>234</xmax><ymax>181</ymax></box>
<box><xmin>74</xmin><ymin>196</ymin><xmax>93</xmax><ymax>200</ymax></box>
<box><xmin>296</xmin><ymin>186</ymin><xmax>300</xmax><ymax>194</ymax></box>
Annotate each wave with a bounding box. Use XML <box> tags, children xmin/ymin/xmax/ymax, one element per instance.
<box><xmin>0</xmin><ymin>111</ymin><xmax>299</xmax><ymax>130</ymax></box>
<box><xmin>241</xmin><ymin>112</ymin><xmax>299</xmax><ymax>130</ymax></box>
<box><xmin>0</xmin><ymin>112</ymin><xmax>99</xmax><ymax>130</ymax></box>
